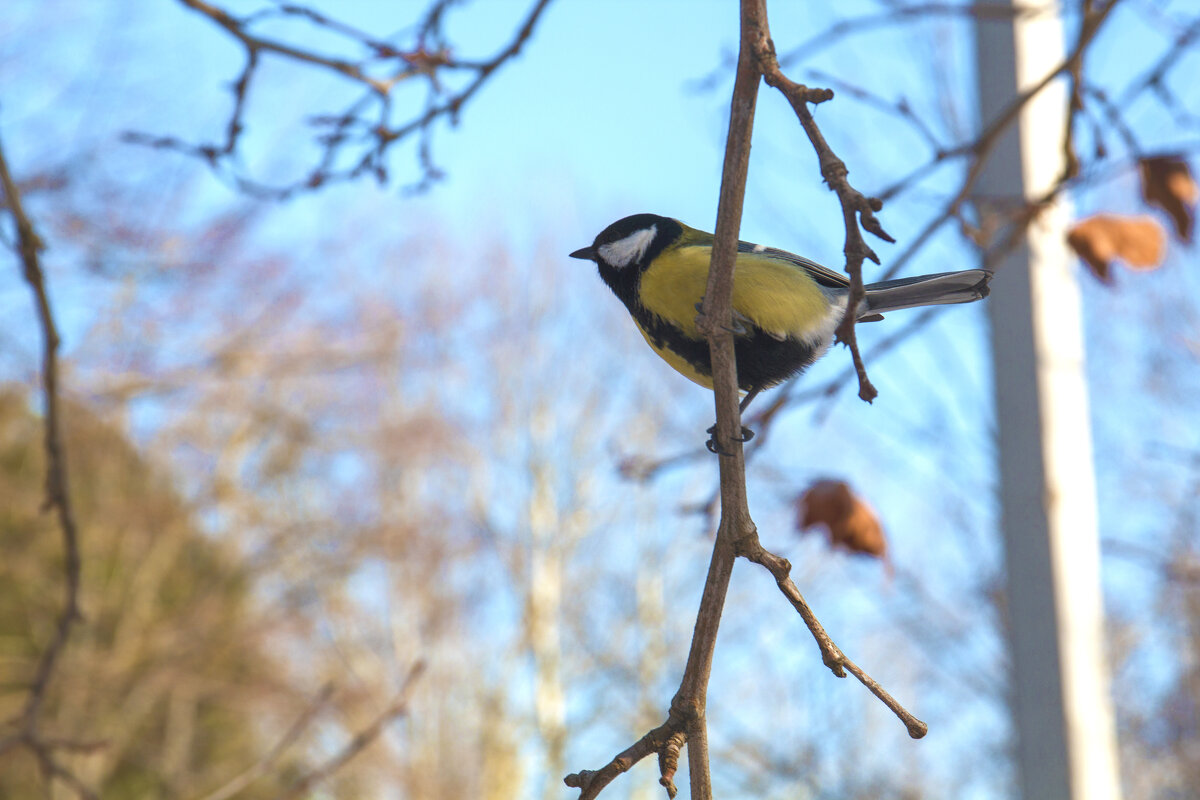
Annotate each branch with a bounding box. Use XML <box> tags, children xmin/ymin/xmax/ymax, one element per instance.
<box><xmin>777</xmin><ymin>3</ymin><xmax>1024</xmax><ymax>69</ymax></box>
<box><xmin>0</xmin><ymin>133</ymin><xmax>90</xmax><ymax>797</ymax></box>
<box><xmin>1120</xmin><ymin>12</ymin><xmax>1200</xmax><ymax>104</ymax></box>
<box><xmin>196</xmin><ymin>683</ymin><xmax>335</xmax><ymax>800</ymax></box>
<box><xmin>803</xmin><ymin>68</ymin><xmax>946</xmax><ymax>154</ymax></box>
<box><xmin>177</xmin><ymin>0</ymin><xmax>390</xmax><ymax>93</ymax></box>
<box><xmin>274</xmin><ymin>662</ymin><xmax>424</xmax><ymax>800</ymax></box>
<box><xmin>563</xmin><ymin>713</ymin><xmax>690</xmax><ymax>800</ymax></box>
<box><xmin>569</xmin><ymin>3</ymin><xmax>925</xmax><ymax>796</ymax></box>
<box><xmin>671</xmin><ymin>1</ymin><xmax>768</xmax><ymax>793</ymax></box>
<box><xmin>736</xmin><ymin>538</ymin><xmax>927</xmax><ymax>738</ymax></box>
<box><xmin>876</xmin><ymin>0</ymin><xmax>1121</xmax><ymax>282</ymax></box>
<box><xmin>755</xmin><ymin>39</ymin><xmax>890</xmax><ymax>403</ymax></box>
<box><xmin>131</xmin><ymin>0</ymin><xmax>553</xmax><ymax>197</ymax></box>
<box><xmin>567</xmin><ymin>2</ymin><xmax>766</xmax><ymax>797</ymax></box>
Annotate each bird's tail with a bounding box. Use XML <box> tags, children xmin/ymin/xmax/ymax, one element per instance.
<box><xmin>860</xmin><ymin>269</ymin><xmax>992</xmax><ymax>317</ymax></box>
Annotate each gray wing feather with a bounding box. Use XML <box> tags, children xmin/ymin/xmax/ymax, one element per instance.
<box><xmin>736</xmin><ymin>240</ymin><xmax>849</xmax><ymax>289</ymax></box>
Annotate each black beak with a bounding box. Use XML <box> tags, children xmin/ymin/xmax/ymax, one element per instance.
<box><xmin>569</xmin><ymin>246</ymin><xmax>596</xmax><ymax>261</ymax></box>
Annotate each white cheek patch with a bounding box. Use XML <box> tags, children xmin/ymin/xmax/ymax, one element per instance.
<box><xmin>598</xmin><ymin>225</ymin><xmax>657</xmax><ymax>268</ymax></box>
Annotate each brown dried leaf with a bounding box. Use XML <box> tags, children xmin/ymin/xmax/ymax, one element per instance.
<box><xmin>1140</xmin><ymin>155</ymin><xmax>1197</xmax><ymax>242</ymax></box>
<box><xmin>796</xmin><ymin>479</ymin><xmax>887</xmax><ymax>561</ymax></box>
<box><xmin>1066</xmin><ymin>214</ymin><xmax>1166</xmax><ymax>284</ymax></box>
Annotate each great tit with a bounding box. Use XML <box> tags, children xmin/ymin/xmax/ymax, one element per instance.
<box><xmin>570</xmin><ymin>213</ymin><xmax>991</xmax><ymax>413</ymax></box>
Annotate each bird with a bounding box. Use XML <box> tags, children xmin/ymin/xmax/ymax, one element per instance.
<box><xmin>570</xmin><ymin>213</ymin><xmax>991</xmax><ymax>421</ymax></box>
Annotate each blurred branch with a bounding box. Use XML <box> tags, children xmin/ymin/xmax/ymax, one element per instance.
<box><xmin>128</xmin><ymin>0</ymin><xmax>553</xmax><ymax>197</ymax></box>
<box><xmin>197</xmin><ymin>683</ymin><xmax>335</xmax><ymax>800</ymax></box>
<box><xmin>689</xmin><ymin>3</ymin><xmax>1026</xmax><ymax>94</ymax></box>
<box><xmin>1121</xmin><ymin>12</ymin><xmax>1200</xmax><ymax>104</ymax></box>
<box><xmin>180</xmin><ymin>0</ymin><xmax>391</xmax><ymax>91</ymax></box>
<box><xmin>0</xmin><ymin>135</ymin><xmax>90</xmax><ymax>797</ymax></box>
<box><xmin>777</xmin><ymin>2</ymin><xmax>1024</xmax><ymax>68</ymax></box>
<box><xmin>274</xmin><ymin>661</ymin><xmax>425</xmax><ymax>800</ymax></box>
<box><xmin>804</xmin><ymin>68</ymin><xmax>947</xmax><ymax>153</ymax></box>
<box><xmin>875</xmin><ymin>1</ymin><xmax>1119</xmax><ymax>281</ymax></box>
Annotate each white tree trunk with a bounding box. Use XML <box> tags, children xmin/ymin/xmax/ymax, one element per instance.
<box><xmin>974</xmin><ymin>3</ymin><xmax>1121</xmax><ymax>799</ymax></box>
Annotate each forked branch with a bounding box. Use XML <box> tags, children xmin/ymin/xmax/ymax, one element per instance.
<box><xmin>565</xmin><ymin>2</ymin><xmax>924</xmax><ymax>798</ymax></box>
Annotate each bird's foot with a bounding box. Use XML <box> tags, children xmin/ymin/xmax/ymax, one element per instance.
<box><xmin>705</xmin><ymin>423</ymin><xmax>755</xmax><ymax>455</ymax></box>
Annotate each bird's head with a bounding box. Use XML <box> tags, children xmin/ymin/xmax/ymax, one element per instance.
<box><xmin>570</xmin><ymin>213</ymin><xmax>686</xmax><ymax>274</ymax></box>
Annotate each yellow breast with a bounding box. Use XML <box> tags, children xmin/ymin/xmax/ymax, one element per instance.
<box><xmin>633</xmin><ymin>321</ymin><xmax>715</xmax><ymax>389</ymax></box>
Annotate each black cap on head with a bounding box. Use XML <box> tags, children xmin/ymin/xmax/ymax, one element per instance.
<box><xmin>570</xmin><ymin>214</ymin><xmax>682</xmax><ymax>270</ymax></box>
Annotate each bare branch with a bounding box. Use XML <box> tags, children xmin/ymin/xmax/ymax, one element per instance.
<box><xmin>0</xmin><ymin>132</ymin><xmax>90</xmax><ymax>798</ymax></box>
<box><xmin>130</xmin><ymin>0</ymin><xmax>554</xmax><ymax>197</ymax></box>
<box><xmin>877</xmin><ymin>0</ymin><xmax>1121</xmax><ymax>281</ymax></box>
<box><xmin>274</xmin><ymin>662</ymin><xmax>424</xmax><ymax>800</ymax></box>
<box><xmin>563</xmin><ymin>715</ymin><xmax>688</xmax><ymax>800</ymax></box>
<box><xmin>566</xmin><ymin>1</ymin><xmax>766</xmax><ymax>795</ymax></box>
<box><xmin>736</xmin><ymin>538</ymin><xmax>928</xmax><ymax>739</ymax></box>
<box><xmin>1121</xmin><ymin>12</ymin><xmax>1200</xmax><ymax>104</ymax></box>
<box><xmin>196</xmin><ymin>684</ymin><xmax>335</xmax><ymax>800</ymax></box>
<box><xmin>569</xmin><ymin>3</ymin><xmax>927</xmax><ymax>796</ymax></box>
<box><xmin>755</xmin><ymin>23</ymin><xmax>887</xmax><ymax>402</ymax></box>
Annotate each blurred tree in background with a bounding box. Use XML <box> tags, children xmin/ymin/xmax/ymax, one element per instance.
<box><xmin>0</xmin><ymin>388</ymin><xmax>310</xmax><ymax>798</ymax></box>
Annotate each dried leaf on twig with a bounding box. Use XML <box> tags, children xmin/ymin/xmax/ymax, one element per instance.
<box><xmin>1139</xmin><ymin>155</ymin><xmax>1197</xmax><ymax>242</ymax></box>
<box><xmin>1066</xmin><ymin>214</ymin><xmax>1166</xmax><ymax>284</ymax></box>
<box><xmin>796</xmin><ymin>479</ymin><xmax>887</xmax><ymax>563</ymax></box>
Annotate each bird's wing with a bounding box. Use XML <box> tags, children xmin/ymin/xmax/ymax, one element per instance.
<box><xmin>646</xmin><ymin>243</ymin><xmax>836</xmax><ymax>342</ymax></box>
<box><xmin>736</xmin><ymin>240</ymin><xmax>849</xmax><ymax>289</ymax></box>
<box><xmin>728</xmin><ymin>250</ymin><xmax>838</xmax><ymax>341</ymax></box>
<box><xmin>641</xmin><ymin>242</ymin><xmax>845</xmax><ymax>343</ymax></box>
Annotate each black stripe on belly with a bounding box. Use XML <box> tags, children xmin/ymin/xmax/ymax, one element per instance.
<box><xmin>633</xmin><ymin>307</ymin><xmax>823</xmax><ymax>390</ymax></box>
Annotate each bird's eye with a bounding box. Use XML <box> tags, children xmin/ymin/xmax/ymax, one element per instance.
<box><xmin>598</xmin><ymin>225</ymin><xmax>657</xmax><ymax>268</ymax></box>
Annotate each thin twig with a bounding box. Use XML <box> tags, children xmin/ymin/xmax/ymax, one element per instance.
<box><xmin>563</xmin><ymin>713</ymin><xmax>689</xmax><ymax>800</ymax></box>
<box><xmin>177</xmin><ymin>0</ymin><xmax>390</xmax><ymax>93</ymax></box>
<box><xmin>196</xmin><ymin>683</ymin><xmax>336</xmax><ymax>800</ymax></box>
<box><xmin>777</xmin><ymin>3</ymin><xmax>1024</xmax><ymax>69</ymax></box>
<box><xmin>755</xmin><ymin>39</ymin><xmax>890</xmax><ymax>402</ymax></box>
<box><xmin>1120</xmin><ymin>12</ymin><xmax>1200</xmax><ymax>104</ymax></box>
<box><xmin>136</xmin><ymin>0</ymin><xmax>553</xmax><ymax>197</ymax></box>
<box><xmin>274</xmin><ymin>662</ymin><xmax>424</xmax><ymax>800</ymax></box>
<box><xmin>736</xmin><ymin>538</ymin><xmax>928</xmax><ymax>739</ymax></box>
<box><xmin>803</xmin><ymin>68</ymin><xmax>947</xmax><ymax>154</ymax></box>
<box><xmin>876</xmin><ymin>0</ymin><xmax>1121</xmax><ymax>282</ymax></box>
